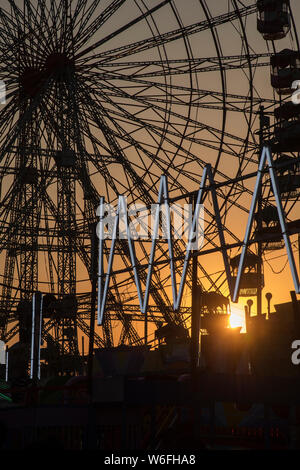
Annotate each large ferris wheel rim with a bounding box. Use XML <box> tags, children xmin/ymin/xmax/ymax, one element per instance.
<box><xmin>0</xmin><ymin>0</ymin><xmax>278</xmax><ymax>235</ymax></box>
<box><xmin>0</xmin><ymin>2</ymin><xmax>269</xmax><ymax>267</ymax></box>
<box><xmin>0</xmin><ymin>0</ymin><xmax>297</xmax><ymax>348</ymax></box>
<box><xmin>0</xmin><ymin>2</ymin><xmax>266</xmax><ymax>203</ymax></box>
<box><xmin>0</xmin><ymin>0</ymin><xmax>265</xmax><ymax>247</ymax></box>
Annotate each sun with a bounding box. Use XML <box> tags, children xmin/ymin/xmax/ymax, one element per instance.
<box><xmin>229</xmin><ymin>305</ymin><xmax>246</xmax><ymax>331</ymax></box>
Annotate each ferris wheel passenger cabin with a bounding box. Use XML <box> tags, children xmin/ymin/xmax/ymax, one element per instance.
<box><xmin>257</xmin><ymin>0</ymin><xmax>290</xmax><ymax>40</ymax></box>
<box><xmin>271</xmin><ymin>49</ymin><xmax>300</xmax><ymax>95</ymax></box>
<box><xmin>273</xmin><ymin>154</ymin><xmax>300</xmax><ymax>200</ymax></box>
<box><xmin>273</xmin><ymin>101</ymin><xmax>300</xmax><ymax>152</ymax></box>
<box><xmin>230</xmin><ymin>253</ymin><xmax>264</xmax><ymax>297</ymax></box>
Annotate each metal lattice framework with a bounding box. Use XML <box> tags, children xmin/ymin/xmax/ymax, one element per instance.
<box><xmin>0</xmin><ymin>0</ymin><xmax>299</xmax><ymax>360</ymax></box>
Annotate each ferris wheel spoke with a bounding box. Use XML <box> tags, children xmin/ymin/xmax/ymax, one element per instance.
<box><xmin>72</xmin><ymin>0</ymin><xmax>101</xmax><ymax>40</ymax></box>
<box><xmin>73</xmin><ymin>73</ymin><xmax>257</xmax><ymax>211</ymax></box>
<box><xmin>79</xmin><ymin>91</ymin><xmax>165</xmax><ymax>197</ymax></box>
<box><xmin>0</xmin><ymin>8</ymin><xmax>19</xmax><ymax>44</ymax></box>
<box><xmin>43</xmin><ymin>92</ymin><xmax>138</xmax><ymax>198</ymax></box>
<box><xmin>76</xmin><ymin>102</ymin><xmax>140</xmax><ymax>200</ymax></box>
<box><xmin>75</xmin><ymin>0</ymin><xmax>173</xmax><ymax>61</ymax></box>
<box><xmin>0</xmin><ymin>14</ymin><xmax>56</xmax><ymax>69</ymax></box>
<box><xmin>86</xmin><ymin>76</ymin><xmax>253</xmax><ymax>160</ymax></box>
<box><xmin>77</xmin><ymin>318</ymin><xmax>106</xmax><ymax>348</ymax></box>
<box><xmin>78</xmin><ymin>83</ymin><xmax>252</xmax><ymax>232</ymax></box>
<box><xmin>107</xmin><ymin>118</ymin><xmax>252</xmax><ymax>217</ymax></box>
<box><xmin>85</xmin><ymin>67</ymin><xmax>274</xmax><ymax>114</ymax></box>
<box><xmin>87</xmin><ymin>112</ymin><xmax>181</xmax><ymax>192</ymax></box>
<box><xmin>41</xmin><ymin>105</ymin><xmax>121</xmax><ymax>204</ymax></box>
<box><xmin>62</xmin><ymin>1</ymin><xmax>99</xmax><ymax>53</ymax></box>
<box><xmin>78</xmin><ymin>79</ymin><xmax>256</xmax><ymax>203</ymax></box>
<box><xmin>79</xmin><ymin>81</ymin><xmax>198</xmax><ymax>183</ymax></box>
<box><xmin>10</xmin><ymin>0</ymin><xmax>56</xmax><ymax>59</ymax></box>
<box><xmin>53</xmin><ymin>1</ymin><xmax>73</xmax><ymax>53</ymax></box>
<box><xmin>84</xmin><ymin>53</ymin><xmax>271</xmax><ymax>78</ymax></box>
<box><xmin>77</xmin><ymin>3</ymin><xmax>257</xmax><ymax>64</ymax></box>
<box><xmin>7</xmin><ymin>1</ymin><xmax>24</xmax><ymax>31</ymax></box>
<box><xmin>74</xmin><ymin>0</ymin><xmax>128</xmax><ymax>53</ymax></box>
<box><xmin>67</xmin><ymin>0</ymin><xmax>89</xmax><ymax>30</ymax></box>
<box><xmin>0</xmin><ymin>98</ymin><xmax>20</xmax><ymax>144</ymax></box>
<box><xmin>88</xmin><ymin>86</ymin><xmax>259</xmax><ymax>160</ymax></box>
<box><xmin>45</xmin><ymin>0</ymin><xmax>60</xmax><ymax>49</ymax></box>
<box><xmin>23</xmin><ymin>0</ymin><xmax>43</xmax><ymax>30</ymax></box>
<box><xmin>80</xmin><ymin>89</ymin><xmax>156</xmax><ymax>201</ymax></box>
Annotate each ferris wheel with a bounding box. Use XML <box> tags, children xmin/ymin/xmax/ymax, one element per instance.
<box><xmin>0</xmin><ymin>0</ymin><xmax>299</xmax><ymax>370</ymax></box>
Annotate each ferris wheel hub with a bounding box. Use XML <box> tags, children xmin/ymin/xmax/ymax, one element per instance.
<box><xmin>44</xmin><ymin>53</ymin><xmax>75</xmax><ymax>77</ymax></box>
<box><xmin>19</xmin><ymin>53</ymin><xmax>75</xmax><ymax>98</ymax></box>
<box><xmin>20</xmin><ymin>67</ymin><xmax>44</xmax><ymax>98</ymax></box>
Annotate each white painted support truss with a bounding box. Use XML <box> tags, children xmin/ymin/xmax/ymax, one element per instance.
<box><xmin>97</xmin><ymin>147</ymin><xmax>300</xmax><ymax>325</ymax></box>
<box><xmin>232</xmin><ymin>146</ymin><xmax>300</xmax><ymax>302</ymax></box>
<box><xmin>97</xmin><ymin>164</ymin><xmax>231</xmax><ymax>325</ymax></box>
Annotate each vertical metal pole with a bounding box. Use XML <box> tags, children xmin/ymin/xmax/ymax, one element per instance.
<box><xmin>88</xmin><ymin>225</ymin><xmax>97</xmax><ymax>397</ymax></box>
<box><xmin>5</xmin><ymin>346</ymin><xmax>8</xmax><ymax>382</ymax></box>
<box><xmin>189</xmin><ymin>192</ymin><xmax>201</xmax><ymax>448</ymax></box>
<box><xmin>30</xmin><ymin>292</ymin><xmax>42</xmax><ymax>382</ymax></box>
<box><xmin>30</xmin><ymin>293</ymin><xmax>36</xmax><ymax>379</ymax></box>
<box><xmin>244</xmin><ymin>305</ymin><xmax>252</xmax><ymax>374</ymax></box>
<box><xmin>191</xmin><ymin>256</ymin><xmax>200</xmax><ymax>372</ymax></box>
<box><xmin>86</xmin><ymin>227</ymin><xmax>98</xmax><ymax>450</ymax></box>
<box><xmin>144</xmin><ymin>309</ymin><xmax>148</xmax><ymax>346</ymax></box>
<box><xmin>244</xmin><ymin>305</ymin><xmax>250</xmax><ymax>333</ymax></box>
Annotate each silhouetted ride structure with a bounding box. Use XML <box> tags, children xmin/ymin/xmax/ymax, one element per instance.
<box><xmin>0</xmin><ymin>0</ymin><xmax>299</xmax><ymax>379</ymax></box>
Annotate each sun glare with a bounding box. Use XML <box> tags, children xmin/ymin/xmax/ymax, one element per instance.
<box><xmin>229</xmin><ymin>306</ymin><xmax>245</xmax><ymax>331</ymax></box>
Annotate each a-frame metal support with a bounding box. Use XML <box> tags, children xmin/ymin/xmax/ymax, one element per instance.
<box><xmin>232</xmin><ymin>146</ymin><xmax>300</xmax><ymax>302</ymax></box>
